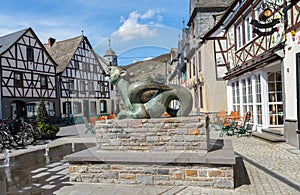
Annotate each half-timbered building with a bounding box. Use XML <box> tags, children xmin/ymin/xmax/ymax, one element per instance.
<box><xmin>96</xmin><ymin>52</ymin><xmax>119</xmax><ymax>115</ymax></box>
<box><xmin>0</xmin><ymin>28</ymin><xmax>58</xmax><ymax>120</ymax></box>
<box><xmin>45</xmin><ymin>35</ymin><xmax>110</xmax><ymax>123</ymax></box>
<box><xmin>168</xmin><ymin>0</ymin><xmax>231</xmax><ymax>114</ymax></box>
<box><xmin>203</xmin><ymin>0</ymin><xmax>300</xmax><ymax>147</ymax></box>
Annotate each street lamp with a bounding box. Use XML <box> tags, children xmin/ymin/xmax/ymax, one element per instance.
<box><xmin>251</xmin><ymin>0</ymin><xmax>287</xmax><ymax>36</ymax></box>
<box><xmin>259</xmin><ymin>7</ymin><xmax>273</xmax><ymax>21</ymax></box>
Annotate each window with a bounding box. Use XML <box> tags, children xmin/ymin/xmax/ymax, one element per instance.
<box><xmin>255</xmin><ymin>74</ymin><xmax>262</xmax><ymax>125</ymax></box>
<box><xmin>198</xmin><ymin>50</ymin><xmax>202</xmax><ymax>72</ymax></box>
<box><xmin>68</xmin><ymin>80</ymin><xmax>74</xmax><ymax>94</ymax></box>
<box><xmin>242</xmin><ymin>79</ymin><xmax>247</xmax><ymax>113</ymax></box>
<box><xmin>189</xmin><ymin>61</ymin><xmax>192</xmax><ymax>79</ymax></box>
<box><xmin>231</xmin><ymin>81</ymin><xmax>240</xmax><ymax>112</ymax></box>
<box><xmin>93</xmin><ymin>65</ymin><xmax>97</xmax><ymax>72</ymax></box>
<box><xmin>236</xmin><ymin>24</ymin><xmax>243</xmax><ymax>49</ymax></box>
<box><xmin>63</xmin><ymin>101</ymin><xmax>72</xmax><ymax>114</ymax></box>
<box><xmin>74</xmin><ymin>61</ymin><xmax>79</xmax><ymax>70</ymax></box>
<box><xmin>80</xmin><ymin>81</ymin><xmax>85</xmax><ymax>92</ymax></box>
<box><xmin>192</xmin><ymin>57</ymin><xmax>196</xmax><ymax>76</ymax></box>
<box><xmin>111</xmin><ymin>84</ymin><xmax>114</xmax><ymax>91</ymax></box>
<box><xmin>73</xmin><ymin>101</ymin><xmax>82</xmax><ymax>114</ymax></box>
<box><xmin>89</xmin><ymin>82</ymin><xmax>95</xmax><ymax>94</ymax></box>
<box><xmin>90</xmin><ymin>101</ymin><xmax>96</xmax><ymax>115</ymax></box>
<box><xmin>27</xmin><ymin>47</ymin><xmax>34</xmax><ymax>61</ymax></box>
<box><xmin>199</xmin><ymin>85</ymin><xmax>203</xmax><ymax>109</ymax></box>
<box><xmin>14</xmin><ymin>72</ymin><xmax>23</xmax><ymax>87</ymax></box>
<box><xmin>82</xmin><ymin>62</ymin><xmax>90</xmax><ymax>72</ymax></box>
<box><xmin>26</xmin><ymin>103</ymin><xmax>36</xmax><ymax>118</ymax></box>
<box><xmin>247</xmin><ymin>77</ymin><xmax>253</xmax><ymax>115</ymax></box>
<box><xmin>245</xmin><ymin>15</ymin><xmax>253</xmax><ymax>43</ymax></box>
<box><xmin>100</xmin><ymin>100</ymin><xmax>107</xmax><ymax>113</ymax></box>
<box><xmin>40</xmin><ymin>75</ymin><xmax>48</xmax><ymax>89</ymax></box>
<box><xmin>242</xmin><ymin>78</ymin><xmax>253</xmax><ymax>117</ymax></box>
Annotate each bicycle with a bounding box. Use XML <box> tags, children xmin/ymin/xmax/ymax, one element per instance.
<box><xmin>0</xmin><ymin>121</ymin><xmax>11</xmax><ymax>152</ymax></box>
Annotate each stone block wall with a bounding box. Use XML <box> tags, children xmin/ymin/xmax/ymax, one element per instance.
<box><xmin>65</xmin><ymin>116</ymin><xmax>235</xmax><ymax>189</ymax></box>
<box><xmin>69</xmin><ymin>162</ymin><xmax>234</xmax><ymax>189</ymax></box>
<box><xmin>96</xmin><ymin>117</ymin><xmax>207</xmax><ymax>153</ymax></box>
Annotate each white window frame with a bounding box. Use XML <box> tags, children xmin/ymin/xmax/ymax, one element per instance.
<box><xmin>236</xmin><ymin>23</ymin><xmax>243</xmax><ymax>49</ymax></box>
<box><xmin>245</xmin><ymin>14</ymin><xmax>253</xmax><ymax>43</ymax></box>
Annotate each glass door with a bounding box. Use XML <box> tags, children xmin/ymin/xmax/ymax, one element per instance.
<box><xmin>268</xmin><ymin>72</ymin><xmax>284</xmax><ymax>126</ymax></box>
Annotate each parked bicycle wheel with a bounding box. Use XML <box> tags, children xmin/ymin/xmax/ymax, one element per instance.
<box><xmin>22</xmin><ymin>127</ymin><xmax>35</xmax><ymax>145</ymax></box>
<box><xmin>0</xmin><ymin>130</ymin><xmax>12</xmax><ymax>151</ymax></box>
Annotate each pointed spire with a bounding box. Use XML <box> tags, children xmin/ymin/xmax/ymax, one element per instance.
<box><xmin>108</xmin><ymin>38</ymin><xmax>111</xmax><ymax>49</ymax></box>
<box><xmin>182</xmin><ymin>18</ymin><xmax>185</xmax><ymax>29</ymax></box>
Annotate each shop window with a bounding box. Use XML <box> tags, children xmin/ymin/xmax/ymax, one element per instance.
<box><xmin>73</xmin><ymin>101</ymin><xmax>82</xmax><ymax>114</ymax></box>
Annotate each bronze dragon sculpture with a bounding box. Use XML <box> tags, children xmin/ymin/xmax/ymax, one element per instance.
<box><xmin>106</xmin><ymin>66</ymin><xmax>193</xmax><ymax>119</ymax></box>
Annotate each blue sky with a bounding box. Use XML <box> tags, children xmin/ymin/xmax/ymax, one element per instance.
<box><xmin>0</xmin><ymin>0</ymin><xmax>189</xmax><ymax>65</ymax></box>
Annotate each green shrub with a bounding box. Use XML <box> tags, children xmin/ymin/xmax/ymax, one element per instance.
<box><xmin>37</xmin><ymin>99</ymin><xmax>49</xmax><ymax>124</ymax></box>
<box><xmin>38</xmin><ymin>122</ymin><xmax>59</xmax><ymax>139</ymax></box>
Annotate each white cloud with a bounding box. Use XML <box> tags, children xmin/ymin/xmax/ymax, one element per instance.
<box><xmin>141</xmin><ymin>9</ymin><xmax>156</xmax><ymax>19</ymax></box>
<box><xmin>112</xmin><ymin>9</ymin><xmax>163</xmax><ymax>42</ymax></box>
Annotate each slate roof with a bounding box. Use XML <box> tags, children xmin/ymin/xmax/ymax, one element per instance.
<box><xmin>0</xmin><ymin>28</ymin><xmax>29</xmax><ymax>54</ymax></box>
<box><xmin>194</xmin><ymin>0</ymin><xmax>232</xmax><ymax>8</ymax></box>
<box><xmin>104</xmin><ymin>48</ymin><xmax>116</xmax><ymax>57</ymax></box>
<box><xmin>45</xmin><ymin>36</ymin><xmax>83</xmax><ymax>73</ymax></box>
<box><xmin>95</xmin><ymin>53</ymin><xmax>110</xmax><ymax>74</ymax></box>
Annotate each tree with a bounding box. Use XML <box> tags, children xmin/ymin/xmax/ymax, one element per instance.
<box><xmin>37</xmin><ymin>99</ymin><xmax>49</xmax><ymax>124</ymax></box>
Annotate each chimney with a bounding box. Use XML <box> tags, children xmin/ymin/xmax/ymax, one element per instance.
<box><xmin>48</xmin><ymin>37</ymin><xmax>56</xmax><ymax>47</ymax></box>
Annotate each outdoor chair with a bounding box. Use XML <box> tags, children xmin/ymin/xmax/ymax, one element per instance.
<box><xmin>234</xmin><ymin>112</ymin><xmax>252</xmax><ymax>137</ymax></box>
<box><xmin>84</xmin><ymin>117</ymin><xmax>95</xmax><ymax>134</ymax></box>
<box><xmin>216</xmin><ymin>111</ymin><xmax>236</xmax><ymax>137</ymax></box>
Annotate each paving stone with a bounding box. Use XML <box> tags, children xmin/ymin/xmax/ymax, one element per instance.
<box><xmin>32</xmin><ymin>172</ymin><xmax>50</xmax><ymax>179</ymax></box>
<box><xmin>41</xmin><ymin>184</ymin><xmax>56</xmax><ymax>190</ymax></box>
<box><xmin>30</xmin><ymin>167</ymin><xmax>48</xmax><ymax>174</ymax></box>
<box><xmin>48</xmin><ymin>165</ymin><xmax>67</xmax><ymax>172</ymax></box>
<box><xmin>46</xmin><ymin>162</ymin><xmax>64</xmax><ymax>168</ymax></box>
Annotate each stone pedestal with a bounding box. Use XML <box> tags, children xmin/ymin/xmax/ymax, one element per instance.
<box><xmin>96</xmin><ymin>117</ymin><xmax>208</xmax><ymax>154</ymax></box>
<box><xmin>64</xmin><ymin>116</ymin><xmax>236</xmax><ymax>189</ymax></box>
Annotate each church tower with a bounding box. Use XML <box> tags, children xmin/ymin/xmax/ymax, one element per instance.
<box><xmin>104</xmin><ymin>38</ymin><xmax>118</xmax><ymax>66</ymax></box>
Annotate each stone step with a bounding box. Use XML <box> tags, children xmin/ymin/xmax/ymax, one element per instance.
<box><xmin>252</xmin><ymin>132</ymin><xmax>285</xmax><ymax>142</ymax></box>
<box><xmin>261</xmin><ymin>128</ymin><xmax>284</xmax><ymax>136</ymax></box>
